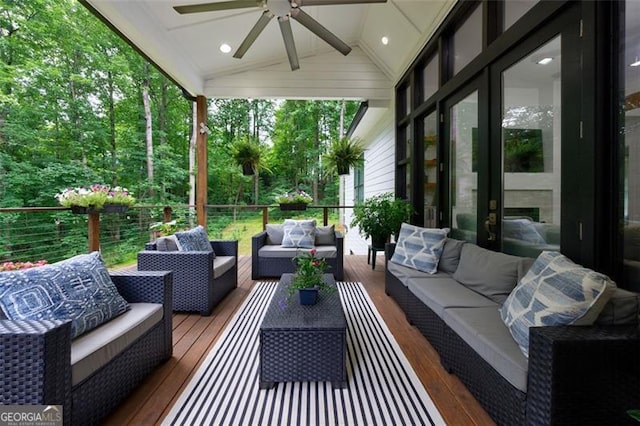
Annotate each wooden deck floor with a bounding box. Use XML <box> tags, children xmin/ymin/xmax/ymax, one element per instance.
<box><xmin>104</xmin><ymin>255</ymin><xmax>495</xmax><ymax>425</ymax></box>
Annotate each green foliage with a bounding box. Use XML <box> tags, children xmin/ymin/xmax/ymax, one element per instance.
<box><xmin>289</xmin><ymin>249</ymin><xmax>331</xmax><ymax>295</ymax></box>
<box><xmin>628</xmin><ymin>410</ymin><xmax>640</xmax><ymax>422</ymax></box>
<box><xmin>351</xmin><ymin>193</ymin><xmax>414</xmax><ymax>241</ymax></box>
<box><xmin>324</xmin><ymin>136</ymin><xmax>365</xmax><ymax>175</ymax></box>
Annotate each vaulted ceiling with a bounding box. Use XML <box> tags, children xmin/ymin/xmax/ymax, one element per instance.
<box><xmin>82</xmin><ymin>0</ymin><xmax>455</xmax><ymax>102</ymax></box>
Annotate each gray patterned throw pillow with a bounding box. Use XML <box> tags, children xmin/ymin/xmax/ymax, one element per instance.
<box><xmin>174</xmin><ymin>225</ymin><xmax>213</xmax><ymax>252</ymax></box>
<box><xmin>500</xmin><ymin>251</ymin><xmax>616</xmax><ymax>357</ymax></box>
<box><xmin>0</xmin><ymin>252</ymin><xmax>130</xmax><ymax>338</ymax></box>
<box><xmin>390</xmin><ymin>223</ymin><xmax>449</xmax><ymax>274</ymax></box>
<box><xmin>282</xmin><ymin>219</ymin><xmax>316</xmax><ymax>248</ymax></box>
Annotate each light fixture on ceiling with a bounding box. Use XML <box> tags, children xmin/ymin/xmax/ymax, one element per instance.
<box><xmin>631</xmin><ymin>57</ymin><xmax>640</xmax><ymax>67</ymax></box>
<box><xmin>219</xmin><ymin>43</ymin><xmax>232</xmax><ymax>54</ymax></box>
<box><xmin>381</xmin><ymin>36</ymin><xmax>389</xmax><ymax>45</ymax></box>
<box><xmin>537</xmin><ymin>57</ymin><xmax>553</xmax><ymax>65</ymax></box>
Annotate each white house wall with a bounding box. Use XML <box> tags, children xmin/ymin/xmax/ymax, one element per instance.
<box><xmin>344</xmin><ymin>104</ymin><xmax>396</xmax><ymax>255</ymax></box>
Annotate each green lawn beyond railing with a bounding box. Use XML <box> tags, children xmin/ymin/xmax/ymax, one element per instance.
<box><xmin>0</xmin><ymin>205</ymin><xmax>347</xmax><ymax>269</ymax></box>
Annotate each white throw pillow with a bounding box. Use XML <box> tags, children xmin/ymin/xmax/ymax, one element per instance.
<box><xmin>500</xmin><ymin>251</ymin><xmax>616</xmax><ymax>357</ymax></box>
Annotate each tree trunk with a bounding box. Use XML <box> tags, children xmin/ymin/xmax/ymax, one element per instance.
<box><xmin>142</xmin><ymin>62</ymin><xmax>154</xmax><ymax>198</ymax></box>
<box><xmin>108</xmin><ymin>70</ymin><xmax>117</xmax><ymax>185</ymax></box>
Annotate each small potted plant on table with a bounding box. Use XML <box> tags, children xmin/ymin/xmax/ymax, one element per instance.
<box><xmin>289</xmin><ymin>249</ymin><xmax>332</xmax><ymax>305</ymax></box>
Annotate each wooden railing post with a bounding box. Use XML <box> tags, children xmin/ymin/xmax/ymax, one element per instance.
<box><xmin>323</xmin><ymin>207</ymin><xmax>329</xmax><ymax>226</ymax></box>
<box><xmin>262</xmin><ymin>206</ymin><xmax>269</xmax><ymax>230</ymax></box>
<box><xmin>163</xmin><ymin>206</ymin><xmax>173</xmax><ymax>223</ymax></box>
<box><xmin>88</xmin><ymin>212</ymin><xmax>100</xmax><ymax>252</ymax></box>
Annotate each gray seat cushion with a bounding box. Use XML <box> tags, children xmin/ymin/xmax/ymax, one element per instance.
<box><xmin>213</xmin><ymin>255</ymin><xmax>236</xmax><ymax>278</ymax></box>
<box><xmin>387</xmin><ymin>261</ymin><xmax>452</xmax><ymax>284</ymax></box>
<box><xmin>443</xmin><ymin>306</ymin><xmax>529</xmax><ymax>392</ymax></box>
<box><xmin>452</xmin><ymin>244</ymin><xmax>523</xmax><ymax>304</ymax></box>
<box><xmin>407</xmin><ymin>277</ymin><xmax>498</xmax><ymax>317</ymax></box>
<box><xmin>258</xmin><ymin>245</ymin><xmax>337</xmax><ymax>259</ymax></box>
<box><xmin>71</xmin><ymin>302</ymin><xmax>163</xmax><ymax>386</ymax></box>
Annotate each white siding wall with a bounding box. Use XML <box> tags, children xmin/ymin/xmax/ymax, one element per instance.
<box><xmin>344</xmin><ymin>109</ymin><xmax>396</xmax><ymax>255</ymax></box>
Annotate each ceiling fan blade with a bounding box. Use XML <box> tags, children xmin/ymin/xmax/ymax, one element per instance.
<box><xmin>291</xmin><ymin>8</ymin><xmax>351</xmax><ymax>56</ymax></box>
<box><xmin>278</xmin><ymin>16</ymin><xmax>300</xmax><ymax>71</ymax></box>
<box><xmin>296</xmin><ymin>0</ymin><xmax>386</xmax><ymax>6</ymax></box>
<box><xmin>174</xmin><ymin>0</ymin><xmax>262</xmax><ymax>14</ymax></box>
<box><xmin>234</xmin><ymin>11</ymin><xmax>274</xmax><ymax>59</ymax></box>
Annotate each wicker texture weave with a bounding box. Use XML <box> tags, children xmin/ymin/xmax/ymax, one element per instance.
<box><xmin>259</xmin><ymin>274</ymin><xmax>347</xmax><ymax>388</ymax></box>
<box><xmin>138</xmin><ymin>240</ymin><xmax>238</xmax><ymax>315</ymax></box>
<box><xmin>251</xmin><ymin>231</ymin><xmax>344</xmax><ymax>280</ymax></box>
<box><xmin>0</xmin><ymin>271</ymin><xmax>173</xmax><ymax>426</ymax></box>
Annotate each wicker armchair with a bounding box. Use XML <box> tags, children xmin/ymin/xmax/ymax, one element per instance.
<box><xmin>137</xmin><ymin>240</ymin><xmax>238</xmax><ymax>315</ymax></box>
<box><xmin>0</xmin><ymin>270</ymin><xmax>173</xmax><ymax>426</ymax></box>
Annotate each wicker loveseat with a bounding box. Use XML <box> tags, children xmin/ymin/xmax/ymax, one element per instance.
<box><xmin>138</xmin><ymin>237</ymin><xmax>238</xmax><ymax>316</ymax></box>
<box><xmin>0</xmin><ymin>269</ymin><xmax>173</xmax><ymax>425</ymax></box>
<box><xmin>385</xmin><ymin>236</ymin><xmax>640</xmax><ymax>425</ymax></box>
<box><xmin>252</xmin><ymin>222</ymin><xmax>343</xmax><ymax>280</ymax></box>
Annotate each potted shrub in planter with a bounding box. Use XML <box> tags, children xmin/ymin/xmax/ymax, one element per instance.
<box><xmin>350</xmin><ymin>192</ymin><xmax>414</xmax><ymax>247</ymax></box>
<box><xmin>275</xmin><ymin>190</ymin><xmax>313</xmax><ymax>211</ymax></box>
<box><xmin>55</xmin><ymin>184</ymin><xmax>136</xmax><ymax>214</ymax></box>
<box><xmin>324</xmin><ymin>136</ymin><xmax>365</xmax><ymax>175</ymax></box>
<box><xmin>231</xmin><ymin>137</ymin><xmax>263</xmax><ymax>176</ymax></box>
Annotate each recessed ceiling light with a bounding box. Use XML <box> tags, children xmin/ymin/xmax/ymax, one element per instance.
<box><xmin>631</xmin><ymin>58</ymin><xmax>640</xmax><ymax>67</ymax></box>
<box><xmin>381</xmin><ymin>36</ymin><xmax>389</xmax><ymax>46</ymax></box>
<box><xmin>537</xmin><ymin>57</ymin><xmax>553</xmax><ymax>65</ymax></box>
<box><xmin>219</xmin><ymin>43</ymin><xmax>232</xmax><ymax>54</ymax></box>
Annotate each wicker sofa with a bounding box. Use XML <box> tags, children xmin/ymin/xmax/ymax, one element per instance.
<box><xmin>385</xmin><ymin>239</ymin><xmax>640</xmax><ymax>425</ymax></box>
<box><xmin>138</xmin><ymin>238</ymin><xmax>237</xmax><ymax>316</ymax></box>
<box><xmin>0</xmin><ymin>270</ymin><xmax>173</xmax><ymax>425</ymax></box>
<box><xmin>252</xmin><ymin>223</ymin><xmax>343</xmax><ymax>280</ymax></box>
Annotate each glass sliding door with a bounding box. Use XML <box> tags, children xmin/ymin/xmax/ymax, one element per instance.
<box><xmin>622</xmin><ymin>0</ymin><xmax>640</xmax><ymax>291</ymax></box>
<box><xmin>423</xmin><ymin>111</ymin><xmax>438</xmax><ymax>227</ymax></box>
<box><xmin>500</xmin><ymin>36</ymin><xmax>562</xmax><ymax>257</ymax></box>
<box><xmin>449</xmin><ymin>91</ymin><xmax>479</xmax><ymax>243</ymax></box>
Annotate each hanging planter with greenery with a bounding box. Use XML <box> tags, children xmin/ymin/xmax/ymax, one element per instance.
<box><xmin>275</xmin><ymin>190</ymin><xmax>313</xmax><ymax>210</ymax></box>
<box><xmin>324</xmin><ymin>136</ymin><xmax>365</xmax><ymax>176</ymax></box>
<box><xmin>231</xmin><ymin>137</ymin><xmax>262</xmax><ymax>176</ymax></box>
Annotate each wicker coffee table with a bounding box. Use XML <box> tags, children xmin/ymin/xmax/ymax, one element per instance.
<box><xmin>259</xmin><ymin>273</ymin><xmax>347</xmax><ymax>389</ymax></box>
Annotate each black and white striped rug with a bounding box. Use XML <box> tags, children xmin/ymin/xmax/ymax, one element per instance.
<box><xmin>163</xmin><ymin>281</ymin><xmax>445</xmax><ymax>426</ymax></box>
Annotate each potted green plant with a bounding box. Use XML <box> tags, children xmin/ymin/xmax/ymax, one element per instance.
<box><xmin>289</xmin><ymin>249</ymin><xmax>332</xmax><ymax>305</ymax></box>
<box><xmin>350</xmin><ymin>192</ymin><xmax>414</xmax><ymax>247</ymax></box>
<box><xmin>324</xmin><ymin>136</ymin><xmax>365</xmax><ymax>175</ymax></box>
<box><xmin>231</xmin><ymin>137</ymin><xmax>262</xmax><ymax>176</ymax></box>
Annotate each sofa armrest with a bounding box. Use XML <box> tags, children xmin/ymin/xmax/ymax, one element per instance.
<box><xmin>110</xmin><ymin>270</ymin><xmax>173</xmax><ymax>306</ymax></box>
<box><xmin>0</xmin><ymin>319</ymin><xmax>72</xmax><ymax>408</ymax></box>
<box><xmin>527</xmin><ymin>325</ymin><xmax>640</xmax><ymax>425</ymax></box>
<box><xmin>211</xmin><ymin>240</ymin><xmax>238</xmax><ymax>257</ymax></box>
<box><xmin>252</xmin><ymin>231</ymin><xmax>268</xmax><ymax>250</ymax></box>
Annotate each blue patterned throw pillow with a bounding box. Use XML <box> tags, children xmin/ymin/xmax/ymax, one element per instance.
<box><xmin>282</xmin><ymin>219</ymin><xmax>316</xmax><ymax>248</ymax></box>
<box><xmin>174</xmin><ymin>225</ymin><xmax>213</xmax><ymax>253</ymax></box>
<box><xmin>500</xmin><ymin>251</ymin><xmax>616</xmax><ymax>357</ymax></box>
<box><xmin>390</xmin><ymin>223</ymin><xmax>450</xmax><ymax>274</ymax></box>
<box><xmin>0</xmin><ymin>252</ymin><xmax>130</xmax><ymax>338</ymax></box>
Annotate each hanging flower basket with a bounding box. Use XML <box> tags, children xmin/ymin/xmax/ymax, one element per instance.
<box><xmin>279</xmin><ymin>203</ymin><xmax>307</xmax><ymax>211</ymax></box>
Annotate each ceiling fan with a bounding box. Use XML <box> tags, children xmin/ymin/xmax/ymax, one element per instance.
<box><xmin>174</xmin><ymin>0</ymin><xmax>387</xmax><ymax>71</ymax></box>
